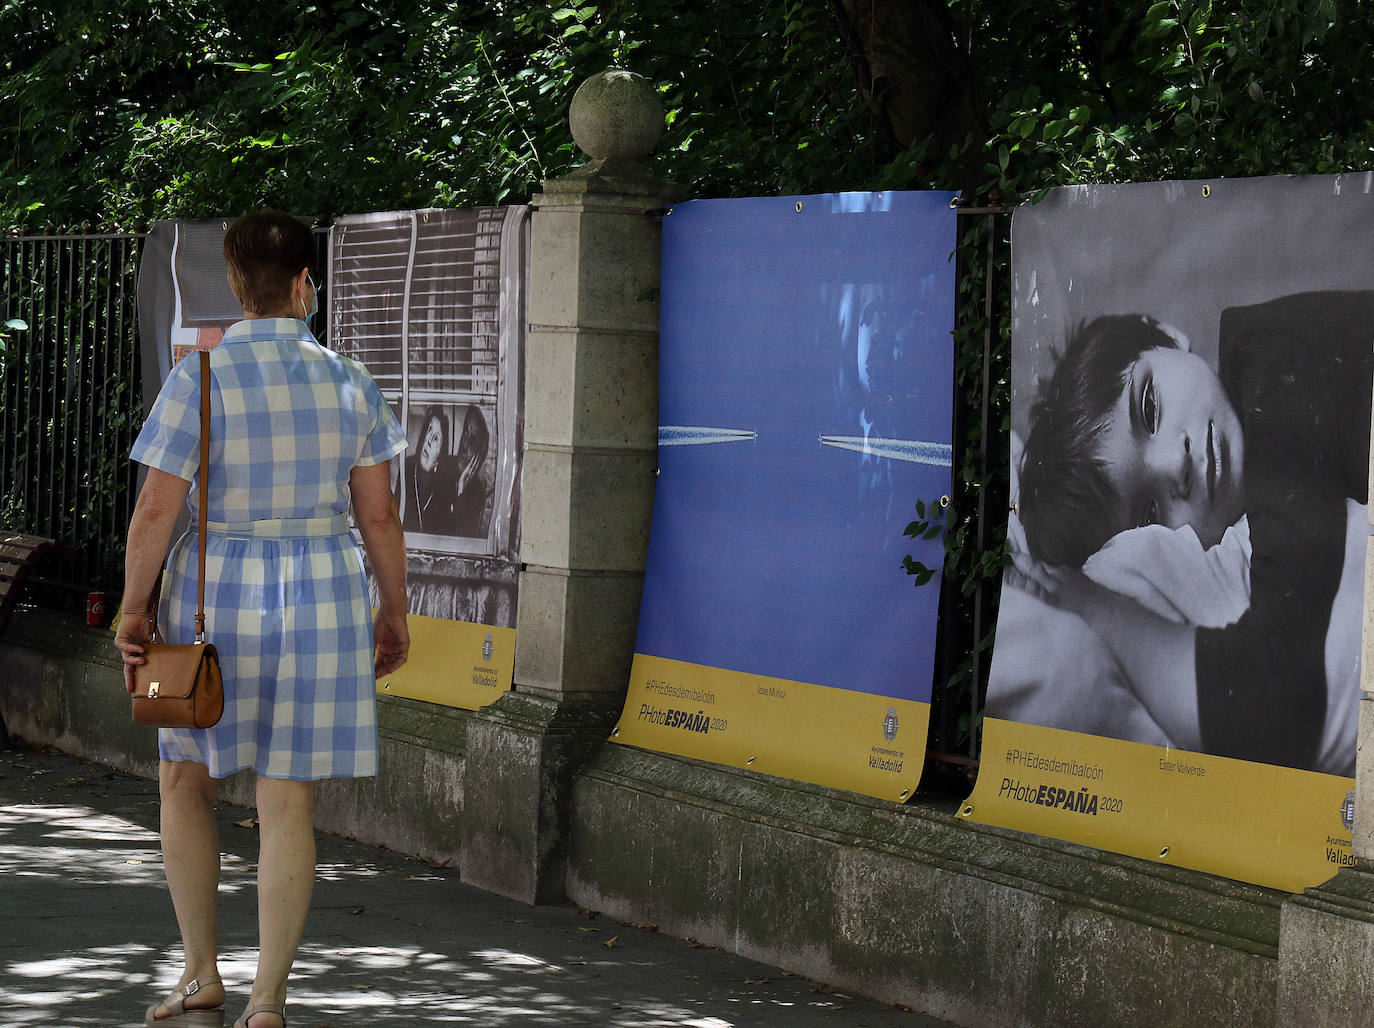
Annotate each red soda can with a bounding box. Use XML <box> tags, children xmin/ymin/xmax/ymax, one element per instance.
<box><xmin>86</xmin><ymin>592</ymin><xmax>106</xmax><ymax>627</ymax></box>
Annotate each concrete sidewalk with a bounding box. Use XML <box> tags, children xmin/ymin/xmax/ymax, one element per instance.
<box><xmin>0</xmin><ymin>743</ymin><xmax>949</xmax><ymax>1027</ymax></box>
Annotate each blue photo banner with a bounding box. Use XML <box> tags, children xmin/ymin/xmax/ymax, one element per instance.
<box><xmin>615</xmin><ymin>191</ymin><xmax>958</xmax><ymax>801</ymax></box>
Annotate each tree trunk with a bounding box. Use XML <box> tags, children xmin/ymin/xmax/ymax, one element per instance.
<box><xmin>829</xmin><ymin>0</ymin><xmax>988</xmax><ymax>193</ymax></box>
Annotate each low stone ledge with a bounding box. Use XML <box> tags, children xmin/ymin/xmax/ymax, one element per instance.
<box><xmin>568</xmin><ymin>743</ymin><xmax>1281</xmax><ymax>1026</ymax></box>
<box><xmin>1276</xmin><ymin>863</ymin><xmax>1374</xmax><ymax>1026</ymax></box>
<box><xmin>4</xmin><ymin>604</ymin><xmax>123</xmax><ymax>668</ymax></box>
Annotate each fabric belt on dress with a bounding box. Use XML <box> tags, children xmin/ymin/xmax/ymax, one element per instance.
<box><xmin>203</xmin><ymin>514</ymin><xmax>350</xmax><ymax>539</ymax></box>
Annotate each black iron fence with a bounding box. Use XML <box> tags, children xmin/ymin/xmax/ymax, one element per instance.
<box><xmin>0</xmin><ymin>215</ymin><xmax>1012</xmax><ymax>776</ymax></box>
<box><xmin>924</xmin><ymin>206</ymin><xmax>1012</xmax><ymax>779</ymax></box>
<box><xmin>0</xmin><ymin>232</ymin><xmax>144</xmax><ymax>607</ymax></box>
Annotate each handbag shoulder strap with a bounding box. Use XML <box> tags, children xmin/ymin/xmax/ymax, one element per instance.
<box><xmin>195</xmin><ymin>349</ymin><xmax>209</xmax><ymax>643</ymax></box>
<box><xmin>144</xmin><ymin>352</ymin><xmax>211</xmax><ymax>644</ymax></box>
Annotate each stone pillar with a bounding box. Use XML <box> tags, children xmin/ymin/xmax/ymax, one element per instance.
<box><xmin>459</xmin><ymin>70</ymin><xmax>684</xmax><ymax>904</ymax></box>
<box><xmin>1275</xmin><ymin>400</ymin><xmax>1374</xmax><ymax>1025</ymax></box>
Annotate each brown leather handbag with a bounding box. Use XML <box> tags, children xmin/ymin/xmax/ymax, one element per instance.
<box><xmin>131</xmin><ymin>350</ymin><xmax>224</xmax><ymax>730</ymax></box>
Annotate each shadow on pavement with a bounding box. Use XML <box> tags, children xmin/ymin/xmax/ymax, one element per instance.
<box><xmin>0</xmin><ymin>744</ymin><xmax>945</xmax><ymax>1027</ymax></box>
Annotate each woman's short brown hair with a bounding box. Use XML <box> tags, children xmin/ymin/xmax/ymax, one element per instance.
<box><xmin>222</xmin><ymin>209</ymin><xmax>316</xmax><ymax>315</ymax></box>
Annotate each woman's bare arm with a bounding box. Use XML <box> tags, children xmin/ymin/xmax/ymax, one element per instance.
<box><xmin>113</xmin><ymin>468</ymin><xmax>191</xmax><ymax>689</ymax></box>
<box><xmin>349</xmin><ymin>461</ymin><xmax>410</xmax><ymax>675</ymax></box>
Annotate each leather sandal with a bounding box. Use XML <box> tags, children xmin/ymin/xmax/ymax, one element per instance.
<box><xmin>233</xmin><ymin>1002</ymin><xmax>286</xmax><ymax>1028</ymax></box>
<box><xmin>144</xmin><ymin>974</ymin><xmax>225</xmax><ymax>1025</ymax></box>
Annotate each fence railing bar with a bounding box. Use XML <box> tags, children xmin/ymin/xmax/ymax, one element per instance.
<box><xmin>45</xmin><ymin>240</ymin><xmax>59</xmax><ymax>545</ymax></box>
<box><xmin>101</xmin><ymin>238</ymin><xmax>118</xmax><ymax>570</ymax></box>
<box><xmin>104</xmin><ymin>240</ymin><xmax>119</xmax><ymax>573</ymax></box>
<box><xmin>2</xmin><ymin>242</ymin><xmax>12</xmax><ymax>516</ymax></box>
<box><xmin>5</xmin><ymin>233</ymin><xmax>144</xmax><ymax>243</ymax></box>
<box><xmin>12</xmin><ymin>240</ymin><xmax>25</xmax><ymax>524</ymax></box>
<box><xmin>969</xmin><ymin>214</ymin><xmax>1000</xmax><ymax>761</ymax></box>
<box><xmin>60</xmin><ymin>241</ymin><xmax>73</xmax><ymax>566</ymax></box>
<box><xmin>116</xmin><ymin>237</ymin><xmax>136</xmax><ymax>577</ymax></box>
<box><xmin>59</xmin><ymin>241</ymin><xmax>73</xmax><ymax>567</ymax></box>
<box><xmin>76</xmin><ymin>237</ymin><xmax>91</xmax><ymax>586</ymax></box>
<box><xmin>30</xmin><ymin>238</ymin><xmax>46</xmax><ymax>535</ymax></box>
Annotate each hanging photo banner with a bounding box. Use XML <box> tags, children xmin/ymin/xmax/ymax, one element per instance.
<box><xmin>613</xmin><ymin>192</ymin><xmax>958</xmax><ymax>801</ymax></box>
<box><xmin>136</xmin><ymin>218</ymin><xmax>266</xmax><ymax>408</ymax></box>
<box><xmin>329</xmin><ymin>208</ymin><xmax>528</xmax><ymax>710</ymax></box>
<box><xmin>965</xmin><ymin>174</ymin><xmax>1374</xmax><ymax>892</ymax></box>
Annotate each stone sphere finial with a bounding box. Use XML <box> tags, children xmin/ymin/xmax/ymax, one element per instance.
<box><xmin>569</xmin><ymin>69</ymin><xmax>664</xmax><ymax>162</ymax></box>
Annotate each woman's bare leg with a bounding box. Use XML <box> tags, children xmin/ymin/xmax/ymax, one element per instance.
<box><xmin>245</xmin><ymin>775</ymin><xmax>316</xmax><ymax>1025</ymax></box>
<box><xmin>153</xmin><ymin>759</ymin><xmax>226</xmax><ymax>1016</ymax></box>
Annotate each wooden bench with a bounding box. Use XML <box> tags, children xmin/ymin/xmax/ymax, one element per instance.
<box><xmin>0</xmin><ymin>532</ymin><xmax>78</xmax><ymax>747</ymax></box>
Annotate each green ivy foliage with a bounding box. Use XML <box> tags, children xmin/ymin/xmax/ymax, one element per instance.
<box><xmin>0</xmin><ymin>0</ymin><xmax>890</xmax><ymax>227</ymax></box>
<box><xmin>970</xmin><ymin>0</ymin><xmax>1373</xmax><ymax>199</ymax></box>
<box><xmin>5</xmin><ymin>0</ymin><xmax>1374</xmax><ymax>759</ymax></box>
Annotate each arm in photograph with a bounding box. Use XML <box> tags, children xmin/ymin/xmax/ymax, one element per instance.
<box><xmin>350</xmin><ymin>461</ymin><xmax>410</xmax><ymax>676</ymax></box>
<box><xmin>1014</xmin><ymin>559</ymin><xmax>1200</xmax><ymax>749</ymax></box>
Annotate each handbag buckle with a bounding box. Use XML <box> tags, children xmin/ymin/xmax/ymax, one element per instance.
<box><xmin>148</xmin><ymin>681</ymin><xmax>160</xmax><ymax>699</ymax></box>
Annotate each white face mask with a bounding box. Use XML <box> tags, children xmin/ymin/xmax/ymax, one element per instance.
<box><xmin>301</xmin><ymin>272</ymin><xmax>320</xmax><ymax>322</ymax></box>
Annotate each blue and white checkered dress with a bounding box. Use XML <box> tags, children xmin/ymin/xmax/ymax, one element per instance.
<box><xmin>131</xmin><ymin>318</ymin><xmax>407</xmax><ymax>780</ymax></box>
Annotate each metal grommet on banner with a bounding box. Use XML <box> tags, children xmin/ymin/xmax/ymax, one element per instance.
<box><xmin>423</xmin><ymin>212</ymin><xmax>430</xmax><ymax>223</ymax></box>
<box><xmin>939</xmin><ymin>495</ymin><xmax>951</xmax><ymax>509</ymax></box>
<box><xmin>949</xmin><ymin>195</ymin><xmax>961</xmax><ymax>209</ymax></box>
<box><xmin>1011</xmin><ymin>501</ymin><xmax>1019</xmax><ymax>515</ymax></box>
<box><xmin>899</xmin><ymin>789</ymin><xmax>910</xmax><ymax>800</ymax></box>
<box><xmin>222</xmin><ymin>221</ymin><xmax>229</xmax><ymax>231</ymax></box>
<box><xmin>795</xmin><ymin>202</ymin><xmax>803</xmax><ymax>213</ymax></box>
<box><xmin>746</xmin><ymin>756</ymin><xmax>756</xmax><ymax>765</ymax></box>
<box><xmin>1159</xmin><ymin>846</ymin><xmax>1170</xmax><ymax>858</ymax></box>
<box><xmin>612</xmin><ymin>727</ymin><xmax>620</xmax><ymax>737</ymax></box>
<box><xmin>961</xmin><ymin>804</ymin><xmax>974</xmax><ymax>817</ymax></box>
<box><xmin>1201</xmin><ymin>184</ymin><xmax>1211</xmax><ymax>198</ymax></box>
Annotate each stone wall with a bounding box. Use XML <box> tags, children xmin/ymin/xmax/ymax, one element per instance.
<box><xmin>0</xmin><ymin>609</ymin><xmax>1286</xmax><ymax>1026</ymax></box>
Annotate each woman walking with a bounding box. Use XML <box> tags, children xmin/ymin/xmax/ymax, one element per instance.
<box><xmin>115</xmin><ymin>209</ymin><xmax>410</xmax><ymax>1028</ymax></box>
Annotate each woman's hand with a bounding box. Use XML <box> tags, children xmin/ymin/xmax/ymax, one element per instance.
<box><xmin>373</xmin><ymin>611</ymin><xmax>410</xmax><ymax>677</ymax></box>
<box><xmin>113</xmin><ymin>612</ymin><xmax>156</xmax><ymax>694</ymax></box>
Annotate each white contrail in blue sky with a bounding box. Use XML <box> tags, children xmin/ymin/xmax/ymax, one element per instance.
<box><xmin>818</xmin><ymin>435</ymin><xmax>952</xmax><ymax>467</ymax></box>
<box><xmin>659</xmin><ymin>426</ymin><xmax>758</xmax><ymax>446</ymax></box>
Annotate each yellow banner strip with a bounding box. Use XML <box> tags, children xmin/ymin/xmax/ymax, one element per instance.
<box><xmin>376</xmin><ymin>612</ymin><xmax>515</xmax><ymax>710</ymax></box>
<box><xmin>615</xmin><ymin>653</ymin><xmax>929</xmax><ymax>802</ymax></box>
<box><xmin>964</xmin><ymin>718</ymin><xmax>1354</xmax><ymax>892</ymax></box>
